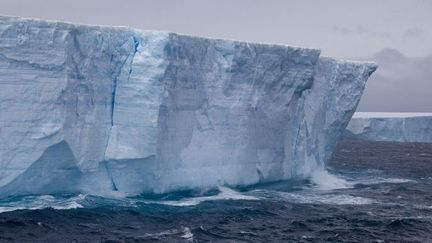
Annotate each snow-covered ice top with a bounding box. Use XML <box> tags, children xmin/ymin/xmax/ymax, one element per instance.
<box><xmin>0</xmin><ymin>16</ymin><xmax>377</xmax><ymax>197</ymax></box>
<box><xmin>346</xmin><ymin>112</ymin><xmax>432</xmax><ymax>143</ymax></box>
<box><xmin>353</xmin><ymin>112</ymin><xmax>432</xmax><ymax>118</ymax></box>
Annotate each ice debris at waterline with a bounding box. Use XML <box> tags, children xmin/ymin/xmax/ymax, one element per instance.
<box><xmin>345</xmin><ymin>112</ymin><xmax>432</xmax><ymax>143</ymax></box>
<box><xmin>0</xmin><ymin>16</ymin><xmax>377</xmax><ymax>197</ymax></box>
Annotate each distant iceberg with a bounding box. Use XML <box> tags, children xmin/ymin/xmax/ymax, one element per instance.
<box><xmin>345</xmin><ymin>112</ymin><xmax>432</xmax><ymax>143</ymax></box>
<box><xmin>0</xmin><ymin>16</ymin><xmax>377</xmax><ymax>197</ymax></box>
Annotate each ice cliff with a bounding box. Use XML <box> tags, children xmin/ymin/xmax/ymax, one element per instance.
<box><xmin>345</xmin><ymin>112</ymin><xmax>432</xmax><ymax>143</ymax></box>
<box><xmin>0</xmin><ymin>16</ymin><xmax>377</xmax><ymax>197</ymax></box>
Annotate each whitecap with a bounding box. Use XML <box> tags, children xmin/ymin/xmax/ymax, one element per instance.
<box><xmin>309</xmin><ymin>169</ymin><xmax>353</xmax><ymax>190</ymax></box>
<box><xmin>139</xmin><ymin>227</ymin><xmax>194</xmax><ymax>241</ymax></box>
<box><xmin>0</xmin><ymin>194</ymin><xmax>85</xmax><ymax>213</ymax></box>
<box><xmin>271</xmin><ymin>190</ymin><xmax>375</xmax><ymax>205</ymax></box>
<box><xmin>353</xmin><ymin>177</ymin><xmax>414</xmax><ymax>186</ymax></box>
<box><xmin>145</xmin><ymin>187</ymin><xmax>259</xmax><ymax>207</ymax></box>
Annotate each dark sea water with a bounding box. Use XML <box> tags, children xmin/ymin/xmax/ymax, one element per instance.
<box><xmin>1</xmin><ymin>139</ymin><xmax>432</xmax><ymax>242</ymax></box>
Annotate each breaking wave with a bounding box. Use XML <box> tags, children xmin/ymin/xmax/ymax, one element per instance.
<box><xmin>0</xmin><ymin>194</ymin><xmax>85</xmax><ymax>213</ymax></box>
<box><xmin>0</xmin><ymin>169</ymin><xmax>415</xmax><ymax>212</ymax></box>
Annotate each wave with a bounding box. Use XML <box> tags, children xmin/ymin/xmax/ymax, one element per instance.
<box><xmin>265</xmin><ymin>190</ymin><xmax>375</xmax><ymax>205</ymax></box>
<box><xmin>0</xmin><ymin>194</ymin><xmax>85</xmax><ymax>213</ymax></box>
<box><xmin>0</xmin><ymin>169</ymin><xmax>415</xmax><ymax>212</ymax></box>
<box><xmin>142</xmin><ymin>186</ymin><xmax>259</xmax><ymax>207</ymax></box>
<box><xmin>309</xmin><ymin>169</ymin><xmax>353</xmax><ymax>190</ymax></box>
<box><xmin>137</xmin><ymin>227</ymin><xmax>194</xmax><ymax>241</ymax></box>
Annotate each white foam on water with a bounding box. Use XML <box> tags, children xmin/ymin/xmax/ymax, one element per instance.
<box><xmin>287</xmin><ymin>193</ymin><xmax>375</xmax><ymax>205</ymax></box>
<box><xmin>145</xmin><ymin>187</ymin><xmax>259</xmax><ymax>207</ymax></box>
<box><xmin>148</xmin><ymin>169</ymin><xmax>409</xmax><ymax>207</ymax></box>
<box><xmin>247</xmin><ymin>169</ymin><xmax>380</xmax><ymax>205</ymax></box>
<box><xmin>139</xmin><ymin>227</ymin><xmax>194</xmax><ymax>241</ymax></box>
<box><xmin>352</xmin><ymin>176</ymin><xmax>414</xmax><ymax>186</ymax></box>
<box><xmin>413</xmin><ymin>204</ymin><xmax>432</xmax><ymax>210</ymax></box>
<box><xmin>0</xmin><ymin>170</ymin><xmax>413</xmax><ymax>212</ymax></box>
<box><xmin>309</xmin><ymin>169</ymin><xmax>353</xmax><ymax>190</ymax></box>
<box><xmin>315</xmin><ymin>167</ymin><xmax>414</xmax><ymax>188</ymax></box>
<box><xmin>252</xmin><ymin>189</ymin><xmax>375</xmax><ymax>205</ymax></box>
<box><xmin>180</xmin><ymin>227</ymin><xmax>194</xmax><ymax>241</ymax></box>
<box><xmin>372</xmin><ymin>178</ymin><xmax>413</xmax><ymax>184</ymax></box>
<box><xmin>0</xmin><ymin>194</ymin><xmax>85</xmax><ymax>213</ymax></box>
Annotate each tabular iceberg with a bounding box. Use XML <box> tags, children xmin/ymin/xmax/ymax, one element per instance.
<box><xmin>0</xmin><ymin>16</ymin><xmax>377</xmax><ymax>197</ymax></box>
<box><xmin>345</xmin><ymin>112</ymin><xmax>432</xmax><ymax>143</ymax></box>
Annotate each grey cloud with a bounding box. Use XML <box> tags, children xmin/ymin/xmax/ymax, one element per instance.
<box><xmin>403</xmin><ymin>28</ymin><xmax>425</xmax><ymax>39</ymax></box>
<box><xmin>330</xmin><ymin>25</ymin><xmax>392</xmax><ymax>39</ymax></box>
<box><xmin>357</xmin><ymin>48</ymin><xmax>432</xmax><ymax>112</ymax></box>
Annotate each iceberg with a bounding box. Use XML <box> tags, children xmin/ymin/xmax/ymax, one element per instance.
<box><xmin>345</xmin><ymin>112</ymin><xmax>432</xmax><ymax>143</ymax></box>
<box><xmin>0</xmin><ymin>16</ymin><xmax>377</xmax><ymax>197</ymax></box>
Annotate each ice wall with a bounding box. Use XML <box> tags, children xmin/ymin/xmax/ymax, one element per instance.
<box><xmin>345</xmin><ymin>112</ymin><xmax>432</xmax><ymax>143</ymax></box>
<box><xmin>0</xmin><ymin>16</ymin><xmax>377</xmax><ymax>196</ymax></box>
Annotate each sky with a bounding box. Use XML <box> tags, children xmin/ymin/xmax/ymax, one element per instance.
<box><xmin>0</xmin><ymin>0</ymin><xmax>431</xmax><ymax>111</ymax></box>
<box><xmin>0</xmin><ymin>0</ymin><xmax>430</xmax><ymax>58</ymax></box>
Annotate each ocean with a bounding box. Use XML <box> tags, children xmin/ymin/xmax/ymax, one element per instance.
<box><xmin>0</xmin><ymin>139</ymin><xmax>431</xmax><ymax>242</ymax></box>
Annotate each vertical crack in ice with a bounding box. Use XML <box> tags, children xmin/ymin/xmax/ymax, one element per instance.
<box><xmin>110</xmin><ymin>36</ymin><xmax>140</xmax><ymax>126</ymax></box>
<box><xmin>110</xmin><ymin>80</ymin><xmax>117</xmax><ymax>126</ymax></box>
<box><xmin>103</xmin><ymin>161</ymin><xmax>118</xmax><ymax>191</ymax></box>
<box><xmin>104</xmin><ymin>35</ymin><xmax>140</xmax><ymax>191</ymax></box>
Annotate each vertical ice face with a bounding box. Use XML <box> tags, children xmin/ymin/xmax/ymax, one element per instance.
<box><xmin>345</xmin><ymin>113</ymin><xmax>432</xmax><ymax>143</ymax></box>
<box><xmin>299</xmin><ymin>58</ymin><xmax>377</xmax><ymax>172</ymax></box>
<box><xmin>153</xmin><ymin>34</ymin><xmax>321</xmax><ymax>192</ymax></box>
<box><xmin>0</xmin><ymin>16</ymin><xmax>377</xmax><ymax>197</ymax></box>
<box><xmin>0</xmin><ymin>17</ymin><xmax>68</xmax><ymax>187</ymax></box>
<box><xmin>0</xmin><ymin>16</ymin><xmax>164</xmax><ymax>190</ymax></box>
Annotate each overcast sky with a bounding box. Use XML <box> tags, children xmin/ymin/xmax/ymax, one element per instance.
<box><xmin>0</xmin><ymin>0</ymin><xmax>431</xmax><ymax>58</ymax></box>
